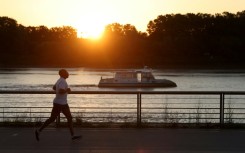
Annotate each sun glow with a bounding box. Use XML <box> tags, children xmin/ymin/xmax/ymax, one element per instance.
<box><xmin>76</xmin><ymin>24</ymin><xmax>104</xmax><ymax>39</ymax></box>
<box><xmin>73</xmin><ymin>10</ymin><xmax>115</xmax><ymax>39</ymax></box>
<box><xmin>75</xmin><ymin>16</ymin><xmax>106</xmax><ymax>39</ymax></box>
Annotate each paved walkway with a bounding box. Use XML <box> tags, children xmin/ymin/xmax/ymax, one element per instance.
<box><xmin>0</xmin><ymin>127</ymin><xmax>245</xmax><ymax>153</ymax></box>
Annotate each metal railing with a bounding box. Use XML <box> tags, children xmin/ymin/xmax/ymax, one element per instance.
<box><xmin>1</xmin><ymin>90</ymin><xmax>245</xmax><ymax>127</ymax></box>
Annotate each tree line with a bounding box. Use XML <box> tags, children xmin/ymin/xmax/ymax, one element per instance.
<box><xmin>1</xmin><ymin>10</ymin><xmax>245</xmax><ymax>68</ymax></box>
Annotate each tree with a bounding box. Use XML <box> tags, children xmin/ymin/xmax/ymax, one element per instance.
<box><xmin>50</xmin><ymin>26</ymin><xmax>77</xmax><ymax>41</ymax></box>
<box><xmin>0</xmin><ymin>17</ymin><xmax>18</xmax><ymax>50</ymax></box>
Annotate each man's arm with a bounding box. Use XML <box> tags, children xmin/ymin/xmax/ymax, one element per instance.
<box><xmin>53</xmin><ymin>85</ymin><xmax>70</xmax><ymax>94</ymax></box>
<box><xmin>59</xmin><ymin>88</ymin><xmax>71</xmax><ymax>94</ymax></box>
<box><xmin>53</xmin><ymin>85</ymin><xmax>56</xmax><ymax>91</ymax></box>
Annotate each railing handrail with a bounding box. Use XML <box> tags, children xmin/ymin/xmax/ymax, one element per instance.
<box><xmin>1</xmin><ymin>90</ymin><xmax>245</xmax><ymax>95</ymax></box>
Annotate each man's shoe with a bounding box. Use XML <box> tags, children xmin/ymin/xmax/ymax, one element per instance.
<box><xmin>35</xmin><ymin>130</ymin><xmax>40</xmax><ymax>141</ymax></box>
<box><xmin>72</xmin><ymin>135</ymin><xmax>82</xmax><ymax>141</ymax></box>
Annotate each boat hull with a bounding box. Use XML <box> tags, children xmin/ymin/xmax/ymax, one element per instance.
<box><xmin>98</xmin><ymin>79</ymin><xmax>177</xmax><ymax>88</ymax></box>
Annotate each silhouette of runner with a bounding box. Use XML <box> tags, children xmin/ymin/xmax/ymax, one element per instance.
<box><xmin>35</xmin><ymin>69</ymin><xmax>81</xmax><ymax>141</ymax></box>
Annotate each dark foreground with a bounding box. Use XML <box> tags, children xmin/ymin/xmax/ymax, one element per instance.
<box><xmin>1</xmin><ymin>127</ymin><xmax>245</xmax><ymax>153</ymax></box>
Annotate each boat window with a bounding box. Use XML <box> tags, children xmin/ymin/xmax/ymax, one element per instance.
<box><xmin>142</xmin><ymin>72</ymin><xmax>155</xmax><ymax>79</ymax></box>
<box><xmin>116</xmin><ymin>72</ymin><xmax>136</xmax><ymax>79</ymax></box>
<box><xmin>126</xmin><ymin>74</ymin><xmax>133</xmax><ymax>78</ymax></box>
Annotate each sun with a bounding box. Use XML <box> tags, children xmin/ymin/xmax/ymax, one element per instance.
<box><xmin>74</xmin><ymin>14</ymin><xmax>110</xmax><ymax>40</ymax></box>
<box><xmin>72</xmin><ymin>7</ymin><xmax>118</xmax><ymax>40</ymax></box>
<box><xmin>77</xmin><ymin>25</ymin><xmax>104</xmax><ymax>40</ymax></box>
<box><xmin>68</xmin><ymin>1</ymin><xmax>119</xmax><ymax>40</ymax></box>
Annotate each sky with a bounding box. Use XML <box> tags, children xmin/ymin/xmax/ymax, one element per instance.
<box><xmin>0</xmin><ymin>0</ymin><xmax>244</xmax><ymax>38</ymax></box>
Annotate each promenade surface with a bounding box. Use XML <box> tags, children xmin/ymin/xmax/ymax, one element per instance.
<box><xmin>0</xmin><ymin>127</ymin><xmax>245</xmax><ymax>153</ymax></box>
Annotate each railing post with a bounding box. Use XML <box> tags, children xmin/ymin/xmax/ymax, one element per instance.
<box><xmin>137</xmin><ymin>93</ymin><xmax>142</xmax><ymax>127</ymax></box>
<box><xmin>220</xmin><ymin>93</ymin><xmax>225</xmax><ymax>126</ymax></box>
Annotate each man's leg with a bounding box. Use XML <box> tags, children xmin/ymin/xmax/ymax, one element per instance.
<box><xmin>62</xmin><ymin>104</ymin><xmax>74</xmax><ymax>136</ymax></box>
<box><xmin>62</xmin><ymin>104</ymin><xmax>81</xmax><ymax>140</ymax></box>
<box><xmin>35</xmin><ymin>104</ymin><xmax>61</xmax><ymax>141</ymax></box>
<box><xmin>39</xmin><ymin>104</ymin><xmax>61</xmax><ymax>132</ymax></box>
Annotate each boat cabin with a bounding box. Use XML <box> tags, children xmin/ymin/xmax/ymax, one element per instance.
<box><xmin>114</xmin><ymin>70</ymin><xmax>155</xmax><ymax>83</ymax></box>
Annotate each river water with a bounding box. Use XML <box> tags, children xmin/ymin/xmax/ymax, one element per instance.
<box><xmin>1</xmin><ymin>68</ymin><xmax>245</xmax><ymax>123</ymax></box>
<box><xmin>1</xmin><ymin>68</ymin><xmax>245</xmax><ymax>91</ymax></box>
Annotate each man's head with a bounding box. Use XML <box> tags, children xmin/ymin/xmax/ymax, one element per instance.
<box><xmin>59</xmin><ymin>69</ymin><xmax>69</xmax><ymax>79</ymax></box>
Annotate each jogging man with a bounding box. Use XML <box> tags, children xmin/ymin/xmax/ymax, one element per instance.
<box><xmin>35</xmin><ymin>69</ymin><xmax>81</xmax><ymax>141</ymax></box>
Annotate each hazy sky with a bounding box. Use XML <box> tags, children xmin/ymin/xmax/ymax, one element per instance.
<box><xmin>0</xmin><ymin>0</ymin><xmax>244</xmax><ymax>38</ymax></box>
